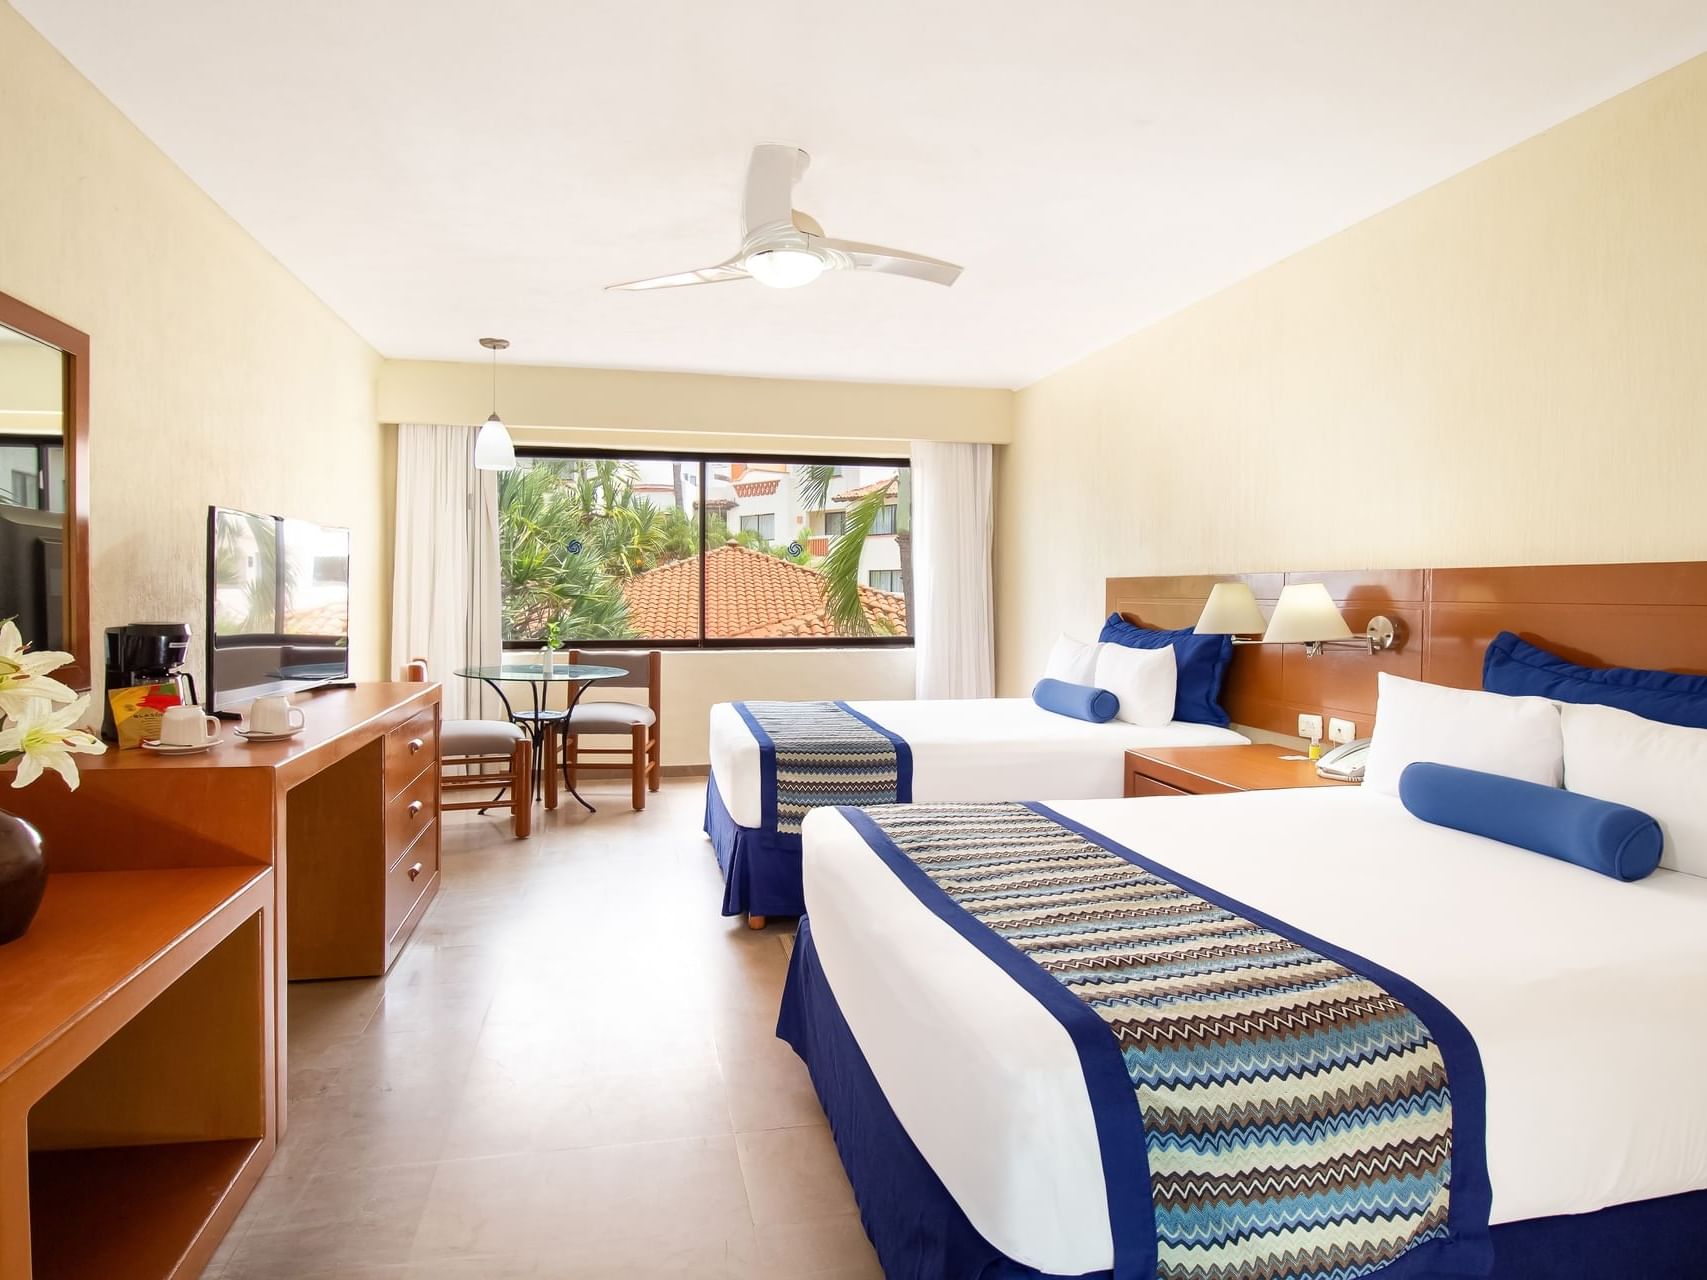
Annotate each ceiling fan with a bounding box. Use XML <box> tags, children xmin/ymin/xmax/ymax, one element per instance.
<box><xmin>607</xmin><ymin>144</ymin><xmax>962</xmax><ymax>292</ymax></box>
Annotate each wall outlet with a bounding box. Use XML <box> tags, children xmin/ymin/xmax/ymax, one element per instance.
<box><xmin>1328</xmin><ymin>716</ymin><xmax>1357</xmax><ymax>745</ymax></box>
<box><xmin>1297</xmin><ymin>713</ymin><xmax>1323</xmax><ymax>741</ymax></box>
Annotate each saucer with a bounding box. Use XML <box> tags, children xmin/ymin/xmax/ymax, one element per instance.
<box><xmin>236</xmin><ymin>726</ymin><xmax>305</xmax><ymax>743</ymax></box>
<box><xmin>141</xmin><ymin>737</ymin><xmax>223</xmax><ymax>754</ymax></box>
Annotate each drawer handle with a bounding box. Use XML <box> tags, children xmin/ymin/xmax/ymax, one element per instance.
<box><xmin>407</xmin><ymin>861</ymin><xmax>423</xmax><ymax>881</ymax></box>
<box><xmin>408</xmin><ymin>737</ymin><xmax>425</xmax><ymax>754</ymax></box>
<box><xmin>407</xmin><ymin>800</ymin><xmax>424</xmax><ymax>818</ymax></box>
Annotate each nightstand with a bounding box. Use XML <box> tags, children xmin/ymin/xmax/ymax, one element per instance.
<box><xmin>1124</xmin><ymin>743</ymin><xmax>1358</xmax><ymax>797</ymax></box>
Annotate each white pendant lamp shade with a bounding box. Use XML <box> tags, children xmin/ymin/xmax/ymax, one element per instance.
<box><xmin>474</xmin><ymin>336</ymin><xmax>516</xmax><ymax>471</ymax></box>
<box><xmin>474</xmin><ymin>413</ymin><xmax>516</xmax><ymax>471</ymax></box>
<box><xmin>1194</xmin><ymin>582</ymin><xmax>1268</xmax><ymax>636</ymax></box>
<box><xmin>1263</xmin><ymin>583</ymin><xmax>1353</xmax><ymax>644</ymax></box>
<box><xmin>744</xmin><ymin>247</ymin><xmax>825</xmax><ymax>288</ymax></box>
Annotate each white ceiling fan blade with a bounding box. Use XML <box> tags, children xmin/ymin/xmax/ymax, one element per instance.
<box><xmin>605</xmin><ymin>261</ymin><xmax>750</xmax><ymax>291</ymax></box>
<box><xmin>819</xmin><ymin>239</ymin><xmax>962</xmax><ymax>286</ymax></box>
<box><xmin>743</xmin><ymin>144</ymin><xmax>806</xmax><ymax>238</ymax></box>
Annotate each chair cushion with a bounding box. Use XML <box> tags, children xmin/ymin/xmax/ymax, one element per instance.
<box><xmin>566</xmin><ymin>702</ymin><xmax>658</xmax><ymax>733</ymax></box>
<box><xmin>442</xmin><ymin>719</ymin><xmax>527</xmax><ymax>756</ymax></box>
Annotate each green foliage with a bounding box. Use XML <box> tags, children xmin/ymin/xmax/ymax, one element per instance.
<box><xmin>792</xmin><ymin>465</ymin><xmax>910</xmax><ymax>636</ymax></box>
<box><xmin>498</xmin><ymin>460</ymin><xmax>911</xmax><ymax>641</ymax></box>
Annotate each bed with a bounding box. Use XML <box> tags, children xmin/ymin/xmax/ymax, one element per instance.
<box><xmin>782</xmin><ymin>787</ymin><xmax>1707</xmax><ymax>1280</ymax></box>
<box><xmin>704</xmin><ymin>696</ymin><xmax>1248</xmax><ymax>922</ymax></box>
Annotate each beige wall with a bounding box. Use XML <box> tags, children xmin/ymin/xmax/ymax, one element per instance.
<box><xmin>381</xmin><ymin>359</ymin><xmax>1012</xmax><ymax>454</ymax></box>
<box><xmin>996</xmin><ymin>53</ymin><xmax>1707</xmax><ymax>695</ymax></box>
<box><xmin>0</xmin><ymin>3</ymin><xmax>388</xmax><ymax>694</ymax></box>
<box><xmin>0</xmin><ymin>336</ymin><xmax>62</xmax><ymax>434</ymax></box>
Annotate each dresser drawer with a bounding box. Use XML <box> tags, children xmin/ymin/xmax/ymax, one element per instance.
<box><xmin>1124</xmin><ymin>770</ymin><xmax>1193</xmax><ymax>799</ymax></box>
<box><xmin>386</xmin><ymin>707</ymin><xmax>437</xmax><ymax>796</ymax></box>
<box><xmin>385</xmin><ymin>826</ymin><xmax>437</xmax><ymax>942</ymax></box>
<box><xmin>385</xmin><ymin>764</ymin><xmax>438</xmax><ymax>871</ymax></box>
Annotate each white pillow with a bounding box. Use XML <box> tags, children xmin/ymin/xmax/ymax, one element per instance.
<box><xmin>1362</xmin><ymin>673</ymin><xmax>1563</xmax><ymax>796</ymax></box>
<box><xmin>1562</xmin><ymin>702</ymin><xmax>1707</xmax><ymax>877</ymax></box>
<box><xmin>1043</xmin><ymin>634</ymin><xmax>1102</xmax><ymax>686</ymax></box>
<box><xmin>1093</xmin><ymin>643</ymin><xmax>1176</xmax><ymax>727</ymax></box>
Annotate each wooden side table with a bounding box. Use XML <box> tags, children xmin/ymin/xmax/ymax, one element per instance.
<box><xmin>1124</xmin><ymin>743</ymin><xmax>1359</xmax><ymax>797</ymax></box>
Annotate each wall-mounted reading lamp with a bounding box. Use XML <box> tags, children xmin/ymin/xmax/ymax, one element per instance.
<box><xmin>1194</xmin><ymin>581</ymin><xmax>1400</xmax><ymax>658</ymax></box>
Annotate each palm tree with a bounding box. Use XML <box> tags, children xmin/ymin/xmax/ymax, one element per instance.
<box><xmin>497</xmin><ymin>464</ymin><xmax>635</xmax><ymax>640</ymax></box>
<box><xmin>793</xmin><ymin>465</ymin><xmax>911</xmax><ymax>636</ymax></box>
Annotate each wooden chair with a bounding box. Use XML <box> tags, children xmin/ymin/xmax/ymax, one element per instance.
<box><xmin>560</xmin><ymin>650</ymin><xmax>661</xmax><ymax>810</ymax></box>
<box><xmin>403</xmin><ymin>659</ymin><xmax>534</xmax><ymax>838</ymax></box>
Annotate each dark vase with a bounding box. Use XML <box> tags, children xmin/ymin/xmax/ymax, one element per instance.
<box><xmin>0</xmin><ymin>810</ymin><xmax>46</xmax><ymax>945</ymax></box>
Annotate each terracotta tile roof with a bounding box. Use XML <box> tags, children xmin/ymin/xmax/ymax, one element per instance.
<box><xmin>733</xmin><ymin>478</ymin><xmax>782</xmax><ymax>497</ymax></box>
<box><xmin>831</xmin><ymin>476</ymin><xmax>898</xmax><ymax>502</ymax></box>
<box><xmin>621</xmin><ymin>543</ymin><xmax>907</xmax><ymax>639</ymax></box>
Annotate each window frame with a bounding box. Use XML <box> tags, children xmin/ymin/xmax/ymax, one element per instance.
<box><xmin>0</xmin><ymin>434</ymin><xmax>62</xmax><ymax>512</ymax></box>
<box><xmin>503</xmin><ymin>446</ymin><xmax>915</xmax><ymax>651</ymax></box>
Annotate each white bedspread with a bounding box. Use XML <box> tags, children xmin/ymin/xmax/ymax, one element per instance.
<box><xmin>802</xmin><ymin>788</ymin><xmax>1707</xmax><ymax>1276</ymax></box>
<box><xmin>708</xmin><ymin>697</ymin><xmax>1247</xmax><ymax>828</ymax></box>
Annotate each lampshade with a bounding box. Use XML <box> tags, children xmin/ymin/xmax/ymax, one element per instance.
<box><xmin>474</xmin><ymin>414</ymin><xmax>516</xmax><ymax>471</ymax></box>
<box><xmin>745</xmin><ymin>248</ymin><xmax>825</xmax><ymax>289</ymax></box>
<box><xmin>1263</xmin><ymin>583</ymin><xmax>1353</xmax><ymax>644</ymax></box>
<box><xmin>1194</xmin><ymin>582</ymin><xmax>1267</xmax><ymax>636</ymax></box>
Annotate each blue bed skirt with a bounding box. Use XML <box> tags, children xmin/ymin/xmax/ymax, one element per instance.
<box><xmin>778</xmin><ymin>917</ymin><xmax>1707</xmax><ymax>1280</ymax></box>
<box><xmin>704</xmin><ymin>772</ymin><xmax>805</xmax><ymax>919</ymax></box>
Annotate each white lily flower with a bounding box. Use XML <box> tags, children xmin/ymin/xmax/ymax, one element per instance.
<box><xmin>0</xmin><ymin>620</ymin><xmax>78</xmax><ymax>718</ymax></box>
<box><xmin>0</xmin><ymin>694</ymin><xmax>107</xmax><ymax>791</ymax></box>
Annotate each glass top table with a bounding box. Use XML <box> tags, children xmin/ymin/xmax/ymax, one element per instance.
<box><xmin>454</xmin><ymin>663</ymin><xmax>630</xmax><ymax>811</ymax></box>
<box><xmin>454</xmin><ymin>664</ymin><xmax>629</xmax><ymax>683</ymax></box>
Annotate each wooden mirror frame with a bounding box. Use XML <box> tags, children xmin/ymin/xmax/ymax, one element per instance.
<box><xmin>0</xmin><ymin>289</ymin><xmax>91</xmax><ymax>690</ymax></box>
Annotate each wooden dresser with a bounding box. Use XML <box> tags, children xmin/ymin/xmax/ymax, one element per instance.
<box><xmin>7</xmin><ymin>682</ymin><xmax>443</xmax><ymax>1150</ymax></box>
<box><xmin>286</xmin><ymin>695</ymin><xmax>441</xmax><ymax>979</ymax></box>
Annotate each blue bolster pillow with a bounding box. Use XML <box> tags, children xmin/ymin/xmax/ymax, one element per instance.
<box><xmin>1033</xmin><ymin>678</ymin><xmax>1119</xmax><ymax>724</ymax></box>
<box><xmin>1399</xmin><ymin>762</ymin><xmax>1662</xmax><ymax>882</ymax></box>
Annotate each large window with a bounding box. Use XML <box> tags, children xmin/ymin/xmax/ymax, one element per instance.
<box><xmin>499</xmin><ymin>452</ymin><xmax>913</xmax><ymax>647</ymax></box>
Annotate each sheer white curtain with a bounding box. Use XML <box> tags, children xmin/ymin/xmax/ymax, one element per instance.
<box><xmin>390</xmin><ymin>424</ymin><xmax>503</xmax><ymax>720</ymax></box>
<box><xmin>910</xmin><ymin>440</ymin><xmax>994</xmax><ymax>699</ymax></box>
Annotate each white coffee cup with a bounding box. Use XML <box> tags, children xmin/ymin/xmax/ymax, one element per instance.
<box><xmin>249</xmin><ymin>694</ymin><xmax>306</xmax><ymax>736</ymax></box>
<box><xmin>160</xmin><ymin>704</ymin><xmax>221</xmax><ymax>748</ymax></box>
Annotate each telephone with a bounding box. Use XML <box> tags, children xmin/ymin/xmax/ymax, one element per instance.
<box><xmin>1316</xmin><ymin>737</ymin><xmax>1372</xmax><ymax>782</ymax></box>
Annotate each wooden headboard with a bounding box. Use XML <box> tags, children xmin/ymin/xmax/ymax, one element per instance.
<box><xmin>1105</xmin><ymin>562</ymin><xmax>1707</xmax><ymax>739</ymax></box>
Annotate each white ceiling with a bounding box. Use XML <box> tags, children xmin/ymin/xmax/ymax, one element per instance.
<box><xmin>17</xmin><ymin>2</ymin><xmax>1707</xmax><ymax>388</ymax></box>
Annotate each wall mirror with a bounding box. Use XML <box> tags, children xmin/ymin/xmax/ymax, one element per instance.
<box><xmin>0</xmin><ymin>290</ymin><xmax>91</xmax><ymax>689</ymax></box>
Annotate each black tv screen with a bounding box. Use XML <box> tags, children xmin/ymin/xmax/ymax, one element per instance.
<box><xmin>206</xmin><ymin>506</ymin><xmax>351</xmax><ymax>712</ymax></box>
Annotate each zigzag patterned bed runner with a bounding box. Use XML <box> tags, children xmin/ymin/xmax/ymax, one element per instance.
<box><xmin>736</xmin><ymin>701</ymin><xmax>911</xmax><ymax>835</ymax></box>
<box><xmin>854</xmin><ymin>801</ymin><xmax>1489</xmax><ymax>1280</ymax></box>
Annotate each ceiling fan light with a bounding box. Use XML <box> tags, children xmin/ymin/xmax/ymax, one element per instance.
<box><xmin>474</xmin><ymin>413</ymin><xmax>516</xmax><ymax>471</ymax></box>
<box><xmin>744</xmin><ymin>247</ymin><xmax>824</xmax><ymax>289</ymax></box>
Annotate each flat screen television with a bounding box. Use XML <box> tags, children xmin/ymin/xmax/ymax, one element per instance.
<box><xmin>206</xmin><ymin>506</ymin><xmax>351</xmax><ymax>714</ymax></box>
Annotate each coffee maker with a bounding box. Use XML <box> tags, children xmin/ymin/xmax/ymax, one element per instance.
<box><xmin>101</xmin><ymin>622</ymin><xmax>198</xmax><ymax>741</ymax></box>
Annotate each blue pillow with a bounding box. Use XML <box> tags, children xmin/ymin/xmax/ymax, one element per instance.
<box><xmin>1399</xmin><ymin>762</ymin><xmax>1662</xmax><ymax>882</ymax></box>
<box><xmin>1098</xmin><ymin>614</ymin><xmax>1233</xmax><ymax>727</ymax></box>
<box><xmin>1483</xmin><ymin>631</ymin><xmax>1707</xmax><ymax>730</ymax></box>
<box><xmin>1032</xmin><ymin>678</ymin><xmax>1119</xmax><ymax>724</ymax></box>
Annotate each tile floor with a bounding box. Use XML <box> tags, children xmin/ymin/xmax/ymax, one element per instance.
<box><xmin>205</xmin><ymin>777</ymin><xmax>879</xmax><ymax>1279</ymax></box>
